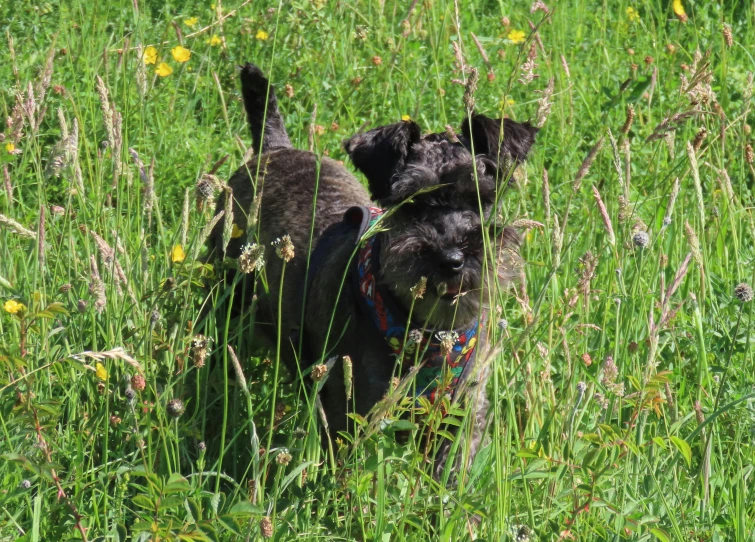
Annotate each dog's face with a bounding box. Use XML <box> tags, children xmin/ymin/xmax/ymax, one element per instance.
<box><xmin>344</xmin><ymin>114</ymin><xmax>537</xmax><ymax>329</ymax></box>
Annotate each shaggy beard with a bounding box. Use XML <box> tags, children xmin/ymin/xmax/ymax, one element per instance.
<box><xmin>378</xmin><ymin>235</ymin><xmax>508</xmax><ymax>330</ymax></box>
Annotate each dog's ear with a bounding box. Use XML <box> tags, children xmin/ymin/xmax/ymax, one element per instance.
<box><xmin>461</xmin><ymin>114</ymin><xmax>538</xmax><ymax>169</ymax></box>
<box><xmin>343</xmin><ymin>120</ymin><xmax>421</xmax><ymax>201</ymax></box>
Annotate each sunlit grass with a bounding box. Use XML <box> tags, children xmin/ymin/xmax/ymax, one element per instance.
<box><xmin>2</xmin><ymin>1</ymin><xmax>755</xmax><ymax>540</ymax></box>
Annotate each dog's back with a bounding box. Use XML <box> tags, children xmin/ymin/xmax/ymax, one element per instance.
<box><xmin>207</xmin><ymin>64</ymin><xmax>370</xmax><ymax>368</ymax></box>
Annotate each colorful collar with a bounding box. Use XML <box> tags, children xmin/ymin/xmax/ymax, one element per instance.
<box><xmin>353</xmin><ymin>207</ymin><xmax>481</xmax><ymax>404</ymax></box>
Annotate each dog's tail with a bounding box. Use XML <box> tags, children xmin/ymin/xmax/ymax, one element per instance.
<box><xmin>239</xmin><ymin>63</ymin><xmax>292</xmax><ymax>153</ymax></box>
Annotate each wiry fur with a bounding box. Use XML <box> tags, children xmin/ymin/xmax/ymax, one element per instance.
<box><xmin>208</xmin><ymin>63</ymin><xmax>537</xmax><ymax>480</ymax></box>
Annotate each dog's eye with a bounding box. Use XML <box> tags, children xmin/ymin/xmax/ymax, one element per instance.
<box><xmin>461</xmin><ymin>227</ymin><xmax>484</xmax><ymax>251</ymax></box>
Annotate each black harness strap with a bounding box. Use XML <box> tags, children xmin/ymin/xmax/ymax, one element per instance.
<box><xmin>295</xmin><ymin>206</ymin><xmax>373</xmax><ymax>362</ymax></box>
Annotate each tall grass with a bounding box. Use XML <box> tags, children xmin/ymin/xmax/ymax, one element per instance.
<box><xmin>2</xmin><ymin>0</ymin><xmax>755</xmax><ymax>540</ymax></box>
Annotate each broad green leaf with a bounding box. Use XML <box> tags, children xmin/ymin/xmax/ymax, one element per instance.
<box><xmin>669</xmin><ymin>436</ymin><xmax>692</xmax><ymax>468</ymax></box>
<box><xmin>131</xmin><ymin>495</ymin><xmax>155</xmax><ymax>511</ymax></box>
<box><xmin>227</xmin><ymin>500</ymin><xmax>264</xmax><ymax>517</ymax></box>
<box><xmin>650</xmin><ymin>527</ymin><xmax>671</xmax><ymax>542</ymax></box>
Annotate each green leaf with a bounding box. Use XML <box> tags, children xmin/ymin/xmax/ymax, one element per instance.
<box><xmin>131</xmin><ymin>520</ymin><xmax>155</xmax><ymax>534</ymax></box>
<box><xmin>3</xmin><ymin>454</ymin><xmax>43</xmax><ymax>477</ymax></box>
<box><xmin>209</xmin><ymin>492</ymin><xmax>224</xmax><ymax>516</ymax></box>
<box><xmin>381</xmin><ymin>419</ymin><xmax>417</xmax><ymax>433</ymax></box>
<box><xmin>157</xmin><ymin>495</ymin><xmax>184</xmax><ymax>511</ymax></box>
<box><xmin>581</xmin><ymin>433</ymin><xmax>603</xmax><ymax>444</ymax></box>
<box><xmin>597</xmin><ymin>424</ymin><xmax>618</xmax><ymax>438</ymax></box>
<box><xmin>436</xmin><ymin>430</ymin><xmax>457</xmax><ymax>442</ymax></box>
<box><xmin>114</xmin><ymin>524</ymin><xmax>127</xmax><ymax>542</ymax></box>
<box><xmin>515</xmin><ymin>449</ymin><xmax>539</xmax><ymax>459</ymax></box>
<box><xmin>649</xmin><ymin>527</ymin><xmax>671</xmax><ymax>542</ymax></box>
<box><xmin>131</xmin><ymin>495</ymin><xmax>155</xmax><ymax>510</ymax></box>
<box><xmin>226</xmin><ymin>500</ymin><xmax>263</xmax><ymax>517</ymax></box>
<box><xmin>439</xmin><ymin>416</ymin><xmax>462</xmax><ymax>427</ymax></box>
<box><xmin>279</xmin><ymin>461</ymin><xmax>316</xmax><ymax>493</ymax></box>
<box><xmin>626</xmin><ymin>375</ymin><xmax>641</xmax><ymax>391</ymax></box>
<box><xmin>217</xmin><ymin>515</ymin><xmax>242</xmax><ymax>535</ymax></box>
<box><xmin>346</xmin><ymin>413</ymin><xmax>367</xmax><ymax>426</ymax></box>
<box><xmin>185</xmin><ymin>498</ymin><xmax>202</xmax><ymax>523</ymax></box>
<box><xmin>44</xmin><ymin>302</ymin><xmax>68</xmax><ymax>315</ymax></box>
<box><xmin>669</xmin><ymin>436</ymin><xmax>692</xmax><ymax>468</ymax></box>
<box><xmin>164</xmin><ymin>473</ymin><xmax>191</xmax><ymax>494</ymax></box>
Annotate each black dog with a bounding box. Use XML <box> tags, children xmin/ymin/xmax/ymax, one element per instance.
<box><xmin>208</xmin><ymin>63</ymin><xmax>536</xmax><ymax>476</ymax></box>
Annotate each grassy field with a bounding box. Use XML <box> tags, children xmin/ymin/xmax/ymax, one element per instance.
<box><xmin>2</xmin><ymin>0</ymin><xmax>755</xmax><ymax>540</ymax></box>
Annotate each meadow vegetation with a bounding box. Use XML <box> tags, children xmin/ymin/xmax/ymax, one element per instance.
<box><xmin>2</xmin><ymin>0</ymin><xmax>755</xmax><ymax>540</ymax></box>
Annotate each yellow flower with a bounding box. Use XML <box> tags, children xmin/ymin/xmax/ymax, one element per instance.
<box><xmin>507</xmin><ymin>97</ymin><xmax>515</xmax><ymax>105</ymax></box>
<box><xmin>673</xmin><ymin>0</ymin><xmax>687</xmax><ymax>21</ymax></box>
<box><xmin>95</xmin><ymin>362</ymin><xmax>108</xmax><ymax>381</ymax></box>
<box><xmin>184</xmin><ymin>16</ymin><xmax>198</xmax><ymax>27</ymax></box>
<box><xmin>507</xmin><ymin>29</ymin><xmax>526</xmax><ymax>44</ymax></box>
<box><xmin>401</xmin><ymin>114</ymin><xmax>411</xmax><ymax>121</ymax></box>
<box><xmin>5</xmin><ymin>142</ymin><xmax>15</xmax><ymax>154</ymax></box>
<box><xmin>143</xmin><ymin>46</ymin><xmax>158</xmax><ymax>65</ymax></box>
<box><xmin>256</xmin><ymin>30</ymin><xmax>269</xmax><ymax>41</ymax></box>
<box><xmin>231</xmin><ymin>224</ymin><xmax>244</xmax><ymax>238</ymax></box>
<box><xmin>626</xmin><ymin>7</ymin><xmax>639</xmax><ymax>22</ymax></box>
<box><xmin>171</xmin><ymin>46</ymin><xmax>191</xmax><ymax>63</ymax></box>
<box><xmin>155</xmin><ymin>62</ymin><xmax>173</xmax><ymax>77</ymax></box>
<box><xmin>209</xmin><ymin>35</ymin><xmax>222</xmax><ymax>46</ymax></box>
<box><xmin>4</xmin><ymin>299</ymin><xmax>26</xmax><ymax>314</ymax></box>
<box><xmin>171</xmin><ymin>244</ymin><xmax>186</xmax><ymax>262</ymax></box>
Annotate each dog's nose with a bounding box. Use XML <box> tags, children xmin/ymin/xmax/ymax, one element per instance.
<box><xmin>440</xmin><ymin>249</ymin><xmax>465</xmax><ymax>273</ymax></box>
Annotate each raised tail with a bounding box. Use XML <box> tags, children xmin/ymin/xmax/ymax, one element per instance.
<box><xmin>239</xmin><ymin>63</ymin><xmax>292</xmax><ymax>153</ymax></box>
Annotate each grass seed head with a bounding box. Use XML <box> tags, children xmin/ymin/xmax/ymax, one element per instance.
<box><xmin>167</xmin><ymin>398</ymin><xmax>185</xmax><ymax>419</ymax></box>
<box><xmin>575</xmin><ymin>137</ymin><xmax>604</xmax><ymax>191</ymax></box>
<box><xmin>463</xmin><ymin>67</ymin><xmax>479</xmax><ymax>111</ymax></box>
<box><xmin>0</xmin><ymin>213</ymin><xmax>37</xmax><ymax>239</ymax></box>
<box><xmin>437</xmin><ymin>331</ymin><xmax>459</xmax><ymax>358</ymax></box>
<box><xmin>535</xmin><ymin>77</ymin><xmax>554</xmax><ymax>128</ymax></box>
<box><xmin>310</xmin><ymin>364</ymin><xmax>328</xmax><ymax>382</ymax></box>
<box><xmin>621</xmin><ymin>104</ymin><xmax>635</xmax><ymax>135</ymax></box>
<box><xmin>632</xmin><ymin>230</ymin><xmax>650</xmax><ymax>249</ymax></box>
<box><xmin>734</xmin><ymin>283</ymin><xmax>754</xmax><ymax>303</ymax></box>
<box><xmin>131</xmin><ymin>374</ymin><xmax>146</xmax><ymax>392</ymax></box>
<box><xmin>692</xmin><ymin>126</ymin><xmax>707</xmax><ymax>151</ymax></box>
<box><xmin>343</xmin><ymin>355</ymin><xmax>353</xmax><ymax>401</ymax></box>
<box><xmin>694</xmin><ymin>400</ymin><xmax>704</xmax><ymax>424</ymax></box>
<box><xmin>260</xmin><ymin>517</ymin><xmax>273</xmax><ymax>538</ymax></box>
<box><xmin>273</xmin><ymin>235</ymin><xmax>295</xmax><ymax>262</ymax></box>
<box><xmin>410</xmin><ymin>276</ymin><xmax>427</xmax><ymax>299</ymax></box>
<box><xmin>191</xmin><ymin>335</ymin><xmax>211</xmax><ymax>368</ymax></box>
<box><xmin>239</xmin><ymin>243</ymin><xmax>265</xmax><ymax>273</ymax></box>
<box><xmin>722</xmin><ymin>24</ymin><xmax>733</xmax><ymax>48</ymax></box>
<box><xmin>276</xmin><ymin>451</ymin><xmax>292</xmax><ymax>466</ymax></box>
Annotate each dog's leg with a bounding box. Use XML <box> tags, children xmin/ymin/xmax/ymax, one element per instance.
<box><xmin>239</xmin><ymin>63</ymin><xmax>292</xmax><ymax>152</ymax></box>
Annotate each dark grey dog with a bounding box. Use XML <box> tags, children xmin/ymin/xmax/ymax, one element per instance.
<box><xmin>209</xmin><ymin>63</ymin><xmax>536</xmax><ymax>476</ymax></box>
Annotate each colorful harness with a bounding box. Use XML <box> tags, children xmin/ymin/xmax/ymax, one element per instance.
<box><xmin>349</xmin><ymin>207</ymin><xmax>481</xmax><ymax>404</ymax></box>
